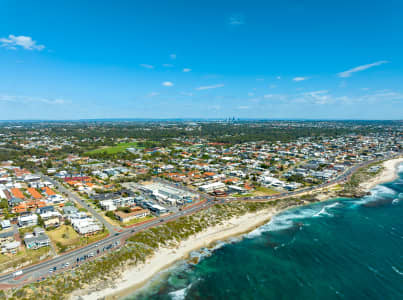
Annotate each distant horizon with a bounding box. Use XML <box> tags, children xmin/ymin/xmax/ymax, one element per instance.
<box><xmin>0</xmin><ymin>118</ymin><xmax>402</xmax><ymax>123</ymax></box>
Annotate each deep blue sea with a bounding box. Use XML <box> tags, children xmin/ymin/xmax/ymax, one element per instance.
<box><xmin>126</xmin><ymin>165</ymin><xmax>403</xmax><ymax>300</ymax></box>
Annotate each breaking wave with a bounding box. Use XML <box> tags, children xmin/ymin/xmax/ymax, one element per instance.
<box><xmin>392</xmin><ymin>266</ymin><xmax>403</xmax><ymax>276</ymax></box>
<box><xmin>246</xmin><ymin>201</ymin><xmax>341</xmax><ymax>238</ymax></box>
<box><xmin>313</xmin><ymin>202</ymin><xmax>339</xmax><ymax>217</ymax></box>
<box><xmin>169</xmin><ymin>283</ymin><xmax>192</xmax><ymax>300</ymax></box>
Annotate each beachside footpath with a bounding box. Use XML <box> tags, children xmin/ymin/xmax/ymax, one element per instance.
<box><xmin>75</xmin><ymin>157</ymin><xmax>403</xmax><ymax>300</ymax></box>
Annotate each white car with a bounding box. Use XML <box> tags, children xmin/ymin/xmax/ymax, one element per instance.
<box><xmin>13</xmin><ymin>270</ymin><xmax>23</xmax><ymax>277</ymax></box>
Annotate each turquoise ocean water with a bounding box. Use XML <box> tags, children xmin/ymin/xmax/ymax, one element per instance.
<box><xmin>126</xmin><ymin>165</ymin><xmax>403</xmax><ymax>300</ymax></box>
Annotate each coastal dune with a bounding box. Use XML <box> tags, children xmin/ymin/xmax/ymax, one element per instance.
<box><xmin>76</xmin><ymin>157</ymin><xmax>403</xmax><ymax>300</ymax></box>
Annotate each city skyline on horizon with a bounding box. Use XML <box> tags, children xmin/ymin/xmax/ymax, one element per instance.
<box><xmin>1</xmin><ymin>0</ymin><xmax>403</xmax><ymax>120</ymax></box>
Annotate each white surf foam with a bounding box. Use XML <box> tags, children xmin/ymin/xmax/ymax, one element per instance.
<box><xmin>370</xmin><ymin>185</ymin><xmax>397</xmax><ymax>197</ymax></box>
<box><xmin>352</xmin><ymin>185</ymin><xmax>398</xmax><ymax>206</ymax></box>
<box><xmin>392</xmin><ymin>266</ymin><xmax>403</xmax><ymax>276</ymax></box>
<box><xmin>313</xmin><ymin>202</ymin><xmax>339</xmax><ymax>217</ymax></box>
<box><xmin>169</xmin><ymin>283</ymin><xmax>192</xmax><ymax>300</ymax></box>
<box><xmin>246</xmin><ymin>204</ymin><xmax>338</xmax><ymax>237</ymax></box>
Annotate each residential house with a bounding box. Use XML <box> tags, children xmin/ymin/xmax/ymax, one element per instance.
<box><xmin>24</xmin><ymin>227</ymin><xmax>50</xmax><ymax>250</ymax></box>
<box><xmin>18</xmin><ymin>214</ymin><xmax>38</xmax><ymax>227</ymax></box>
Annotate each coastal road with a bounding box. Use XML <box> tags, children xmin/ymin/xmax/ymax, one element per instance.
<box><xmin>0</xmin><ymin>155</ymin><xmax>399</xmax><ymax>288</ymax></box>
<box><xmin>0</xmin><ymin>197</ymin><xmax>212</xmax><ymax>287</ymax></box>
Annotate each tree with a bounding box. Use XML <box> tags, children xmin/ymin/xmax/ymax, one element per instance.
<box><xmin>105</xmin><ymin>211</ymin><xmax>117</xmax><ymax>220</ymax></box>
<box><xmin>38</xmin><ymin>215</ymin><xmax>45</xmax><ymax>227</ymax></box>
<box><xmin>0</xmin><ymin>198</ymin><xmax>8</xmax><ymax>209</ymax></box>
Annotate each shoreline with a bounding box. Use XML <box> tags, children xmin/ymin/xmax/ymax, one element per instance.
<box><xmin>75</xmin><ymin>157</ymin><xmax>403</xmax><ymax>300</ymax></box>
<box><xmin>75</xmin><ymin>208</ymin><xmax>278</xmax><ymax>300</ymax></box>
<box><xmin>359</xmin><ymin>157</ymin><xmax>403</xmax><ymax>191</ymax></box>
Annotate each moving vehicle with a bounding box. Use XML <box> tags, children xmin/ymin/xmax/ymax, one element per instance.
<box><xmin>13</xmin><ymin>270</ymin><xmax>23</xmax><ymax>277</ymax></box>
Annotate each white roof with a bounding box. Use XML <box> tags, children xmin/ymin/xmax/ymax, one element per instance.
<box><xmin>150</xmin><ymin>204</ymin><xmax>166</xmax><ymax>210</ymax></box>
<box><xmin>4</xmin><ymin>241</ymin><xmax>20</xmax><ymax>249</ymax></box>
<box><xmin>18</xmin><ymin>214</ymin><xmax>38</xmax><ymax>221</ymax></box>
<box><xmin>200</xmin><ymin>182</ymin><xmax>225</xmax><ymax>189</ymax></box>
<box><xmin>0</xmin><ymin>219</ymin><xmax>11</xmax><ymax>227</ymax></box>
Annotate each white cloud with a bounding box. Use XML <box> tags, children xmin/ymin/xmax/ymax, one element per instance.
<box><xmin>162</xmin><ymin>64</ymin><xmax>173</xmax><ymax>67</ymax></box>
<box><xmin>0</xmin><ymin>94</ymin><xmax>66</xmax><ymax>104</ymax></box>
<box><xmin>140</xmin><ymin>64</ymin><xmax>154</xmax><ymax>69</ymax></box>
<box><xmin>196</xmin><ymin>84</ymin><xmax>224</xmax><ymax>90</ymax></box>
<box><xmin>302</xmin><ymin>90</ymin><xmax>330</xmax><ymax>104</ymax></box>
<box><xmin>162</xmin><ymin>81</ymin><xmax>174</xmax><ymax>87</ymax></box>
<box><xmin>183</xmin><ymin>68</ymin><xmax>192</xmax><ymax>72</ymax></box>
<box><xmin>293</xmin><ymin>77</ymin><xmax>309</xmax><ymax>82</ymax></box>
<box><xmin>338</xmin><ymin>60</ymin><xmax>389</xmax><ymax>78</ymax></box>
<box><xmin>148</xmin><ymin>92</ymin><xmax>160</xmax><ymax>97</ymax></box>
<box><xmin>359</xmin><ymin>91</ymin><xmax>403</xmax><ymax>102</ymax></box>
<box><xmin>170</xmin><ymin>54</ymin><xmax>176</xmax><ymax>60</ymax></box>
<box><xmin>264</xmin><ymin>94</ymin><xmax>274</xmax><ymax>98</ymax></box>
<box><xmin>228</xmin><ymin>14</ymin><xmax>245</xmax><ymax>25</ymax></box>
<box><xmin>180</xmin><ymin>92</ymin><xmax>193</xmax><ymax>96</ymax></box>
<box><xmin>0</xmin><ymin>34</ymin><xmax>45</xmax><ymax>51</ymax></box>
<box><xmin>237</xmin><ymin>106</ymin><xmax>249</xmax><ymax>109</ymax></box>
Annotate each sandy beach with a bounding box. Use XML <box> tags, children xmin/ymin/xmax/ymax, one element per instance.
<box><xmin>359</xmin><ymin>157</ymin><xmax>403</xmax><ymax>191</ymax></box>
<box><xmin>75</xmin><ymin>208</ymin><xmax>278</xmax><ymax>300</ymax></box>
<box><xmin>75</xmin><ymin>157</ymin><xmax>403</xmax><ymax>300</ymax></box>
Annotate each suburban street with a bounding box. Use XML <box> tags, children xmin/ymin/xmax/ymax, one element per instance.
<box><xmin>41</xmin><ymin>174</ymin><xmax>121</xmax><ymax>234</ymax></box>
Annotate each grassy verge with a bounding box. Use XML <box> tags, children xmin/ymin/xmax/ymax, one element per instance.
<box><xmin>0</xmin><ymin>247</ymin><xmax>51</xmax><ymax>274</ymax></box>
<box><xmin>103</xmin><ymin>212</ymin><xmax>155</xmax><ymax>227</ymax></box>
<box><xmin>121</xmin><ymin>215</ymin><xmax>155</xmax><ymax>227</ymax></box>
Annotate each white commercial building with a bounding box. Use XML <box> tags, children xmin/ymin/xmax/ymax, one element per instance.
<box><xmin>199</xmin><ymin>182</ymin><xmax>226</xmax><ymax>193</ymax></box>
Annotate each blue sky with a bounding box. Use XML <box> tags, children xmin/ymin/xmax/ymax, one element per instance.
<box><xmin>1</xmin><ymin>0</ymin><xmax>402</xmax><ymax>120</ymax></box>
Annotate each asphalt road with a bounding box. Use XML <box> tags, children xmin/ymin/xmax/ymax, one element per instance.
<box><xmin>0</xmin><ymin>155</ymin><xmax>398</xmax><ymax>287</ymax></box>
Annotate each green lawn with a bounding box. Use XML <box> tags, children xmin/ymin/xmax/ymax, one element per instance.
<box><xmin>47</xmin><ymin>225</ymin><xmax>109</xmax><ymax>253</ymax></box>
<box><xmin>86</xmin><ymin>142</ymin><xmax>145</xmax><ymax>155</ymax></box>
<box><xmin>232</xmin><ymin>193</ymin><xmax>253</xmax><ymax>198</ymax></box>
<box><xmin>104</xmin><ymin>213</ymin><xmax>155</xmax><ymax>227</ymax></box>
<box><xmin>122</xmin><ymin>215</ymin><xmax>155</xmax><ymax>227</ymax></box>
<box><xmin>253</xmin><ymin>186</ymin><xmax>279</xmax><ymax>195</ymax></box>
